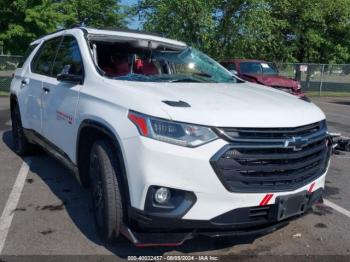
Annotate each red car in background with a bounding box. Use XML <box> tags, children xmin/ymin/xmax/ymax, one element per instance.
<box><xmin>221</xmin><ymin>59</ymin><xmax>306</xmax><ymax>99</ymax></box>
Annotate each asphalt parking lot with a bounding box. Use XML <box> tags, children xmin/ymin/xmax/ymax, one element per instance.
<box><xmin>0</xmin><ymin>96</ymin><xmax>350</xmax><ymax>260</ymax></box>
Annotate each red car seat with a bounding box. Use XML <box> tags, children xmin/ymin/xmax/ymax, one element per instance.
<box><xmin>135</xmin><ymin>58</ymin><xmax>158</xmax><ymax>75</ymax></box>
<box><xmin>103</xmin><ymin>57</ymin><xmax>131</xmax><ymax>77</ymax></box>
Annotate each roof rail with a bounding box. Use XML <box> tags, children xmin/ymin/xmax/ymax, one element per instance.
<box><xmin>97</xmin><ymin>27</ymin><xmax>164</xmax><ymax>37</ymax></box>
<box><xmin>45</xmin><ymin>28</ymin><xmax>66</xmax><ymax>36</ymax></box>
<box><xmin>41</xmin><ymin>26</ymin><xmax>166</xmax><ymax>43</ymax></box>
<box><xmin>44</xmin><ymin>23</ymin><xmax>85</xmax><ymax>36</ymax></box>
<box><xmin>48</xmin><ymin>25</ymin><xmax>165</xmax><ymax>38</ymax></box>
<box><xmin>33</xmin><ymin>25</ymin><xmax>84</xmax><ymax>44</ymax></box>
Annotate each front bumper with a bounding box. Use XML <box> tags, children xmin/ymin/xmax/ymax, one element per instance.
<box><xmin>122</xmin><ymin>136</ymin><xmax>329</xmax><ymax>221</ymax></box>
<box><xmin>120</xmin><ymin>122</ymin><xmax>330</xmax><ymax>246</ymax></box>
<box><xmin>122</xmin><ymin>188</ymin><xmax>323</xmax><ymax>246</ymax></box>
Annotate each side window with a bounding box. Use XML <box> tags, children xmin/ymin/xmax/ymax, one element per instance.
<box><xmin>52</xmin><ymin>35</ymin><xmax>84</xmax><ymax>77</ymax></box>
<box><xmin>240</xmin><ymin>62</ymin><xmax>262</xmax><ymax>75</ymax></box>
<box><xmin>31</xmin><ymin>37</ymin><xmax>62</xmax><ymax>76</ymax></box>
<box><xmin>17</xmin><ymin>44</ymin><xmax>38</xmax><ymax>68</ymax></box>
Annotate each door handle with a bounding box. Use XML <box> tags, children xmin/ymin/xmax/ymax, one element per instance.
<box><xmin>43</xmin><ymin>87</ymin><xmax>50</xmax><ymax>93</ymax></box>
<box><xmin>21</xmin><ymin>78</ymin><xmax>29</xmax><ymax>87</ymax></box>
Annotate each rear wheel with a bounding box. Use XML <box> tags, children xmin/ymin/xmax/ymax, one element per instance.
<box><xmin>89</xmin><ymin>140</ymin><xmax>124</xmax><ymax>242</ymax></box>
<box><xmin>11</xmin><ymin>104</ymin><xmax>33</xmax><ymax>155</ymax></box>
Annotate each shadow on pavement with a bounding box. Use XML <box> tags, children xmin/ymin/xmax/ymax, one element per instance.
<box><xmin>2</xmin><ymin>130</ymin><xmax>271</xmax><ymax>257</ymax></box>
<box><xmin>332</xmin><ymin>101</ymin><xmax>350</xmax><ymax>106</ymax></box>
<box><xmin>0</xmin><ymin>109</ymin><xmax>10</xmax><ymax>131</ymax></box>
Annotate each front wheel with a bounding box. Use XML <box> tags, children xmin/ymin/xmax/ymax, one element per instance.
<box><xmin>11</xmin><ymin>104</ymin><xmax>33</xmax><ymax>155</ymax></box>
<box><xmin>89</xmin><ymin>140</ymin><xmax>124</xmax><ymax>242</ymax></box>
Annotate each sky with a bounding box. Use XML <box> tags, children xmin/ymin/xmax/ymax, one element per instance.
<box><xmin>121</xmin><ymin>0</ymin><xmax>140</xmax><ymax>29</ymax></box>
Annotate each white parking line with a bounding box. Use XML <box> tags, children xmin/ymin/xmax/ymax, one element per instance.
<box><xmin>324</xmin><ymin>199</ymin><xmax>350</xmax><ymax>219</ymax></box>
<box><xmin>335</xmin><ymin>155</ymin><xmax>350</xmax><ymax>159</ymax></box>
<box><xmin>0</xmin><ymin>158</ymin><xmax>31</xmax><ymax>254</ymax></box>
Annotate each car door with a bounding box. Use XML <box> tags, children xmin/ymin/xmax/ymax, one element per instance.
<box><xmin>12</xmin><ymin>44</ymin><xmax>38</xmax><ymax>127</ymax></box>
<box><xmin>22</xmin><ymin>37</ymin><xmax>62</xmax><ymax>134</ymax></box>
<box><xmin>41</xmin><ymin>35</ymin><xmax>84</xmax><ymax>160</ymax></box>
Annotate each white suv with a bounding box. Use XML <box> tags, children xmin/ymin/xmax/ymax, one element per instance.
<box><xmin>10</xmin><ymin>27</ymin><xmax>331</xmax><ymax>246</ymax></box>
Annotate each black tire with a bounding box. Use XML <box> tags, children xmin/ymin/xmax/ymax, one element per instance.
<box><xmin>89</xmin><ymin>140</ymin><xmax>124</xmax><ymax>242</ymax></box>
<box><xmin>11</xmin><ymin>104</ymin><xmax>33</xmax><ymax>155</ymax></box>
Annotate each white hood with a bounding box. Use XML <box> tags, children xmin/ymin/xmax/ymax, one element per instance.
<box><xmin>103</xmin><ymin>80</ymin><xmax>326</xmax><ymax>128</ymax></box>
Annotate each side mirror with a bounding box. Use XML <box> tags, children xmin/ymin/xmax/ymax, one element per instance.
<box><xmin>57</xmin><ymin>64</ymin><xmax>83</xmax><ymax>84</ymax></box>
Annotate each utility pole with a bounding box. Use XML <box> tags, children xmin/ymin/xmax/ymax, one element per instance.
<box><xmin>0</xmin><ymin>42</ymin><xmax>3</xmax><ymax>55</ymax></box>
<box><xmin>319</xmin><ymin>64</ymin><xmax>325</xmax><ymax>96</ymax></box>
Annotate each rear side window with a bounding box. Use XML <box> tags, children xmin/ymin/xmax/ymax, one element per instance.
<box><xmin>52</xmin><ymin>35</ymin><xmax>84</xmax><ymax>77</ymax></box>
<box><xmin>17</xmin><ymin>44</ymin><xmax>38</xmax><ymax>68</ymax></box>
<box><xmin>240</xmin><ymin>62</ymin><xmax>278</xmax><ymax>76</ymax></box>
<box><xmin>31</xmin><ymin>37</ymin><xmax>62</xmax><ymax>76</ymax></box>
<box><xmin>240</xmin><ymin>62</ymin><xmax>262</xmax><ymax>75</ymax></box>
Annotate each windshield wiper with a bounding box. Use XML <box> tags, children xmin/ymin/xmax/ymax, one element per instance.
<box><xmin>113</xmin><ymin>73</ymin><xmax>151</xmax><ymax>81</ymax></box>
<box><xmin>169</xmin><ymin>77</ymin><xmax>203</xmax><ymax>83</ymax></box>
<box><xmin>193</xmin><ymin>72</ymin><xmax>212</xmax><ymax>78</ymax></box>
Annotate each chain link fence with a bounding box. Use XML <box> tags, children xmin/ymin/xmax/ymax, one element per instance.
<box><xmin>0</xmin><ymin>55</ymin><xmax>22</xmax><ymax>94</ymax></box>
<box><xmin>276</xmin><ymin>63</ymin><xmax>350</xmax><ymax>96</ymax></box>
<box><xmin>0</xmin><ymin>56</ymin><xmax>350</xmax><ymax>96</ymax></box>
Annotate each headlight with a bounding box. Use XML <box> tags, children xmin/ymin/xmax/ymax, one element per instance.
<box><xmin>128</xmin><ymin>111</ymin><xmax>218</xmax><ymax>147</ymax></box>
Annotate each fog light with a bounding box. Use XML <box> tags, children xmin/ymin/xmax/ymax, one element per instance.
<box><xmin>154</xmin><ymin>187</ymin><xmax>171</xmax><ymax>204</ymax></box>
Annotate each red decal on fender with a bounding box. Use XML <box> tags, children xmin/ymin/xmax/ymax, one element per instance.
<box><xmin>56</xmin><ymin>110</ymin><xmax>73</xmax><ymax>125</ymax></box>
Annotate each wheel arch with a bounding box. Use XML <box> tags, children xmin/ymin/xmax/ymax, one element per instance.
<box><xmin>76</xmin><ymin>119</ymin><xmax>131</xmax><ymax>218</ymax></box>
<box><xmin>10</xmin><ymin>94</ymin><xmax>18</xmax><ymax>113</ymax></box>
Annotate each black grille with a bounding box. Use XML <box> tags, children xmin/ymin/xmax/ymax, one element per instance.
<box><xmin>249</xmin><ymin>206</ymin><xmax>270</xmax><ymax>219</ymax></box>
<box><xmin>211</xmin><ymin>121</ymin><xmax>331</xmax><ymax>193</ymax></box>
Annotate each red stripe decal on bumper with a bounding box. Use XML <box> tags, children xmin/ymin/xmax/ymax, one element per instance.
<box><xmin>259</xmin><ymin>194</ymin><xmax>274</xmax><ymax>206</ymax></box>
<box><xmin>264</xmin><ymin>194</ymin><xmax>274</xmax><ymax>205</ymax></box>
<box><xmin>308</xmin><ymin>182</ymin><xmax>316</xmax><ymax>193</ymax></box>
<box><xmin>259</xmin><ymin>195</ymin><xmax>269</xmax><ymax>206</ymax></box>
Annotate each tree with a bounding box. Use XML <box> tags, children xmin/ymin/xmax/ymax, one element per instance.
<box><xmin>268</xmin><ymin>0</ymin><xmax>350</xmax><ymax>63</ymax></box>
<box><xmin>136</xmin><ymin>0</ymin><xmax>219</xmax><ymax>56</ymax></box>
<box><xmin>136</xmin><ymin>0</ymin><xmax>350</xmax><ymax>63</ymax></box>
<box><xmin>135</xmin><ymin>0</ymin><xmax>291</xmax><ymax>60</ymax></box>
<box><xmin>216</xmin><ymin>0</ymin><xmax>288</xmax><ymax>61</ymax></box>
<box><xmin>0</xmin><ymin>0</ymin><xmax>127</xmax><ymax>54</ymax></box>
<box><xmin>0</xmin><ymin>0</ymin><xmax>67</xmax><ymax>54</ymax></box>
<box><xmin>58</xmin><ymin>0</ymin><xmax>126</xmax><ymax>28</ymax></box>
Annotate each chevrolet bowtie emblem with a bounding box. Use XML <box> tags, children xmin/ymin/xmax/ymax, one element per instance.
<box><xmin>284</xmin><ymin>136</ymin><xmax>309</xmax><ymax>151</ymax></box>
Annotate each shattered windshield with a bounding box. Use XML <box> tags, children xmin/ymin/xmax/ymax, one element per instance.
<box><xmin>97</xmin><ymin>45</ymin><xmax>237</xmax><ymax>83</ymax></box>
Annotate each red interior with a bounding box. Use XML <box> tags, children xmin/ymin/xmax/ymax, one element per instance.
<box><xmin>103</xmin><ymin>57</ymin><xmax>131</xmax><ymax>77</ymax></box>
<box><xmin>102</xmin><ymin>56</ymin><xmax>159</xmax><ymax>77</ymax></box>
<box><xmin>134</xmin><ymin>58</ymin><xmax>158</xmax><ymax>75</ymax></box>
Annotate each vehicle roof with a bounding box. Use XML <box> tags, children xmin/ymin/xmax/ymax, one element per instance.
<box><xmin>221</xmin><ymin>59</ymin><xmax>270</xmax><ymax>63</ymax></box>
<box><xmin>31</xmin><ymin>27</ymin><xmax>187</xmax><ymax>48</ymax></box>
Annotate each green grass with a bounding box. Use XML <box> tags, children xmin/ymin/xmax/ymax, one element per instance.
<box><xmin>0</xmin><ymin>91</ymin><xmax>9</xmax><ymax>97</ymax></box>
<box><xmin>306</xmin><ymin>91</ymin><xmax>350</xmax><ymax>97</ymax></box>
